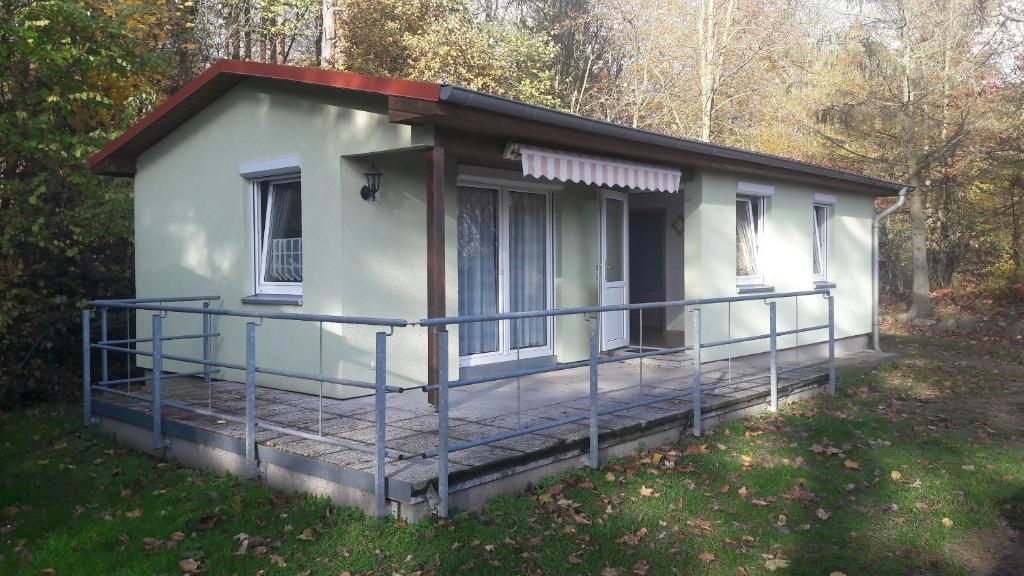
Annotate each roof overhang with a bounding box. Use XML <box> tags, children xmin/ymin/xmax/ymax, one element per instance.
<box><xmin>88</xmin><ymin>61</ymin><xmax>441</xmax><ymax>176</ymax></box>
<box><xmin>89</xmin><ymin>61</ymin><xmax>906</xmax><ymax>196</ymax></box>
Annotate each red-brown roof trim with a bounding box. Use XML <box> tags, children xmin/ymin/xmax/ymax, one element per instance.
<box><xmin>88</xmin><ymin>60</ymin><xmax>442</xmax><ymax>175</ymax></box>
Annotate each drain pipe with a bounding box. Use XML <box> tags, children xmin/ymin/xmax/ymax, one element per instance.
<box><xmin>872</xmin><ymin>186</ymin><xmax>910</xmax><ymax>351</ymax></box>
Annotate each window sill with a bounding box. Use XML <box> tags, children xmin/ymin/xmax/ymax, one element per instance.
<box><xmin>736</xmin><ymin>284</ymin><xmax>775</xmax><ymax>295</ymax></box>
<box><xmin>241</xmin><ymin>294</ymin><xmax>303</xmax><ymax>306</ymax></box>
<box><xmin>813</xmin><ymin>281</ymin><xmax>837</xmax><ymax>289</ymax></box>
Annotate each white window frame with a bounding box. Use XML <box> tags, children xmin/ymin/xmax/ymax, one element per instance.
<box><xmin>250</xmin><ymin>174</ymin><xmax>303</xmax><ymax>296</ymax></box>
<box><xmin>455</xmin><ymin>173</ymin><xmax>557</xmax><ymax>367</ymax></box>
<box><xmin>812</xmin><ymin>203</ymin><xmax>830</xmax><ymax>283</ymax></box>
<box><xmin>736</xmin><ymin>194</ymin><xmax>768</xmax><ymax>286</ymax></box>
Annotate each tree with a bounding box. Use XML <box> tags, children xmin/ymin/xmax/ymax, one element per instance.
<box><xmin>0</xmin><ymin>0</ymin><xmax>171</xmax><ymax>403</ymax></box>
<box><xmin>814</xmin><ymin>0</ymin><xmax>1002</xmax><ymax>318</ymax></box>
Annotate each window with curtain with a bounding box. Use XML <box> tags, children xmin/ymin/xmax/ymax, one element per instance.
<box><xmin>254</xmin><ymin>178</ymin><xmax>302</xmax><ymax>294</ymax></box>
<box><xmin>509</xmin><ymin>191</ymin><xmax>548</xmax><ymax>349</ymax></box>
<box><xmin>457</xmin><ymin>182</ymin><xmax>552</xmax><ymax>363</ymax></box>
<box><xmin>736</xmin><ymin>196</ymin><xmax>764</xmax><ymax>283</ymax></box>
<box><xmin>457</xmin><ymin>186</ymin><xmax>500</xmax><ymax>356</ymax></box>
<box><xmin>812</xmin><ymin>203</ymin><xmax>829</xmax><ymax>281</ymax></box>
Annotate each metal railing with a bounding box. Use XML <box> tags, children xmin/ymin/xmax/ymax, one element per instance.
<box><xmin>82</xmin><ymin>296</ymin><xmax>407</xmax><ymax>517</ymax></box>
<box><xmin>82</xmin><ymin>289</ymin><xmax>836</xmax><ymax>519</ymax></box>
<box><xmin>420</xmin><ymin>289</ymin><xmax>835</xmax><ymax>516</ymax></box>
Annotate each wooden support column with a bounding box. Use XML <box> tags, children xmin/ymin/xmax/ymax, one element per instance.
<box><xmin>427</xmin><ymin>145</ymin><xmax>446</xmax><ymax>405</ymax></box>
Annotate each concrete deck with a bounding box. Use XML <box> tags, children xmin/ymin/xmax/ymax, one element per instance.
<box><xmin>91</xmin><ymin>347</ymin><xmax>896</xmax><ymax>519</ymax></box>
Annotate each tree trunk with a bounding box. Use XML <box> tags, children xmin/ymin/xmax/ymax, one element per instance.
<box><xmin>907</xmin><ymin>167</ymin><xmax>933</xmax><ymax>318</ymax></box>
<box><xmin>698</xmin><ymin>0</ymin><xmax>716</xmax><ymax>142</ymax></box>
<box><xmin>321</xmin><ymin>0</ymin><xmax>336</xmax><ymax>68</ymax></box>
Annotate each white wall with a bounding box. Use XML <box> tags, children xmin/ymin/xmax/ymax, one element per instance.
<box><xmin>683</xmin><ymin>169</ymin><xmax>874</xmax><ymax>361</ymax></box>
<box><xmin>132</xmin><ymin>79</ymin><xmax>435</xmax><ymax>395</ymax></box>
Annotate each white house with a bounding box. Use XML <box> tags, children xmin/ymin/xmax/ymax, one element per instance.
<box><xmin>89</xmin><ymin>60</ymin><xmax>906</xmax><ymax>398</ymax></box>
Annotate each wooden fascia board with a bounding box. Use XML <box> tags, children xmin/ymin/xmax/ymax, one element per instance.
<box><xmin>388</xmin><ymin>96</ymin><xmax>892</xmax><ymax>196</ymax></box>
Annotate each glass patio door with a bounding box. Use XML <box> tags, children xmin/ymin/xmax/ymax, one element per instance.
<box><xmin>457</xmin><ymin>184</ymin><xmax>552</xmax><ymax>365</ymax></box>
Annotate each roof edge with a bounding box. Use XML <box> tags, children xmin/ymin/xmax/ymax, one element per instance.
<box><xmin>439</xmin><ymin>85</ymin><xmax>906</xmax><ymax>196</ymax></box>
<box><xmin>89</xmin><ymin>60</ymin><xmax>442</xmax><ymax>175</ymax></box>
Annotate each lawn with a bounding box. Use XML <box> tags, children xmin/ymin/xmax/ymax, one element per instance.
<box><xmin>2</xmin><ymin>333</ymin><xmax>1022</xmax><ymax>575</ymax></box>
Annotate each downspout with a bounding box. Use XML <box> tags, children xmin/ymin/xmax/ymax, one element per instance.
<box><xmin>872</xmin><ymin>186</ymin><xmax>910</xmax><ymax>351</ymax></box>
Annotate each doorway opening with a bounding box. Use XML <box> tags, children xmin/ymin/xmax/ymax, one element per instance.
<box><xmin>628</xmin><ymin>206</ymin><xmax>685</xmax><ymax>349</ymax></box>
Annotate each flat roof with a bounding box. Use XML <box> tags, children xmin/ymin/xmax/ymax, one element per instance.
<box><xmin>88</xmin><ymin>60</ymin><xmax>906</xmax><ymax>195</ymax></box>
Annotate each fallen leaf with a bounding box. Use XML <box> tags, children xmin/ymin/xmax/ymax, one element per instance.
<box><xmin>269</xmin><ymin>554</ymin><xmax>286</xmax><ymax>567</ymax></box>
<box><xmin>632</xmin><ymin>559</ymin><xmax>650</xmax><ymax>575</ymax></box>
<box><xmin>830</xmin><ymin>572</ymin><xmax>847</xmax><ymax>576</ymax></box>
<box><xmin>683</xmin><ymin>444</ymin><xmax>708</xmax><ymax>456</ymax></box>
<box><xmin>816</xmin><ymin>508</ymin><xmax>832</xmax><ymax>520</ymax></box>
<box><xmin>639</xmin><ymin>485</ymin><xmax>654</xmax><ymax>497</ymax></box>
<box><xmin>601</xmin><ymin>568</ymin><xmax>620</xmax><ymax>576</ymax></box>
<box><xmin>170</xmin><ymin>532</ymin><xmax>186</xmax><ymax>542</ymax></box>
<box><xmin>179</xmin><ymin>558</ymin><xmax>199</xmax><ymax>573</ymax></box>
<box><xmin>568</xmin><ymin>554</ymin><xmax>583</xmax><ymax>564</ymax></box>
<box><xmin>764</xmin><ymin>558</ymin><xmax>791</xmax><ymax>571</ymax></box>
<box><xmin>297</xmin><ymin>528</ymin><xmax>315</xmax><ymax>541</ymax></box>
<box><xmin>890</xmin><ymin>470</ymin><xmax>902</xmax><ymax>480</ymax></box>
<box><xmin>843</xmin><ymin>459</ymin><xmax>860</xmax><ymax>470</ymax></box>
<box><xmin>698</xmin><ymin>551</ymin><xmax>716</xmax><ymax>563</ymax></box>
<box><xmin>942</xmin><ymin>517</ymin><xmax>954</xmax><ymax>528</ymax></box>
<box><xmin>125</xmin><ymin>508</ymin><xmax>143</xmax><ymax>519</ymax></box>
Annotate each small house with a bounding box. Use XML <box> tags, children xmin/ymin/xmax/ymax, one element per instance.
<box><xmin>89</xmin><ymin>60</ymin><xmax>905</xmax><ymax>398</ymax></box>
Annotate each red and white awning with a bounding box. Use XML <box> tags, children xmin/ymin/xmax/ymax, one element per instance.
<box><xmin>504</xmin><ymin>143</ymin><xmax>682</xmax><ymax>193</ymax></box>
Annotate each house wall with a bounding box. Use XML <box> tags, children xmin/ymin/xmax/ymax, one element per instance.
<box><xmin>683</xmin><ymin>169</ymin><xmax>874</xmax><ymax>361</ymax></box>
<box><xmin>129</xmin><ymin>78</ymin><xmax>876</xmax><ymax>392</ymax></box>
<box><xmin>553</xmin><ymin>182</ymin><xmax>600</xmax><ymax>363</ymax></box>
<box><xmin>132</xmin><ymin>78</ymin><xmax>435</xmax><ymax>395</ymax></box>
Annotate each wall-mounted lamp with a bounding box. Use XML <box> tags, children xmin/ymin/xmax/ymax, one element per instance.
<box><xmin>360</xmin><ymin>163</ymin><xmax>383</xmax><ymax>201</ymax></box>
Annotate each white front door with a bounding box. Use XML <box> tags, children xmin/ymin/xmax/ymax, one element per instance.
<box><xmin>600</xmin><ymin>190</ymin><xmax>629</xmax><ymax>351</ymax></box>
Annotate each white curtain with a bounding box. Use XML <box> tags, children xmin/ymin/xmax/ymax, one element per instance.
<box><xmin>736</xmin><ymin>198</ymin><xmax>759</xmax><ymax>277</ymax></box>
<box><xmin>457</xmin><ymin>187</ymin><xmax>500</xmax><ymax>356</ymax></box>
<box><xmin>509</xmin><ymin>191</ymin><xmax>548</xmax><ymax>349</ymax></box>
<box><xmin>264</xmin><ymin>182</ymin><xmax>302</xmax><ymax>282</ymax></box>
<box><xmin>812</xmin><ymin>205</ymin><xmax>827</xmax><ymax>276</ymax></box>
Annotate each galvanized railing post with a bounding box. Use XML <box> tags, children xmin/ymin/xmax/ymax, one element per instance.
<box><xmin>374</xmin><ymin>331</ymin><xmax>388</xmax><ymax>518</ymax></box>
<box><xmin>691</xmin><ymin>308</ymin><xmax>702</xmax><ymax>437</ymax></box>
<box><xmin>827</xmin><ymin>294</ymin><xmax>836</xmax><ymax>395</ymax></box>
<box><xmin>99</xmin><ymin>307</ymin><xmax>109</xmax><ymax>386</ymax></box>
<box><xmin>202</xmin><ymin>301</ymin><xmax>212</xmax><ymax>398</ymax></box>
<box><xmin>151</xmin><ymin>314</ymin><xmax>164</xmax><ymax>450</ymax></box>
<box><xmin>768</xmin><ymin>301</ymin><xmax>778</xmax><ymax>412</ymax></box>
<box><xmin>245</xmin><ymin>321</ymin><xmax>258</xmax><ymax>477</ymax></box>
<box><xmin>82</xmin><ymin>309</ymin><xmax>91</xmax><ymax>426</ymax></box>
<box><xmin>587</xmin><ymin>316</ymin><xmax>600</xmax><ymax>468</ymax></box>
<box><xmin>437</xmin><ymin>329</ymin><xmax>450</xmax><ymax>517</ymax></box>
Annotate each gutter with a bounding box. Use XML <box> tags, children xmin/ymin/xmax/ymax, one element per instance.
<box><xmin>872</xmin><ymin>186</ymin><xmax>910</xmax><ymax>351</ymax></box>
<box><xmin>439</xmin><ymin>85</ymin><xmax>906</xmax><ymax>196</ymax></box>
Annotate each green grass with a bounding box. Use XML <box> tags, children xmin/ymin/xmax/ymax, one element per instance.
<box><xmin>2</xmin><ymin>333</ymin><xmax>1022</xmax><ymax>575</ymax></box>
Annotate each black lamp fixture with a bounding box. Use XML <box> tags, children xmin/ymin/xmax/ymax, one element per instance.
<box><xmin>360</xmin><ymin>163</ymin><xmax>383</xmax><ymax>201</ymax></box>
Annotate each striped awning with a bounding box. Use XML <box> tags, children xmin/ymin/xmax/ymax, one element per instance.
<box><xmin>504</xmin><ymin>143</ymin><xmax>682</xmax><ymax>193</ymax></box>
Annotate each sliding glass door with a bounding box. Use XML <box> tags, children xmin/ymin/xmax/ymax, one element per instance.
<box><xmin>457</xmin><ymin>184</ymin><xmax>553</xmax><ymax>365</ymax></box>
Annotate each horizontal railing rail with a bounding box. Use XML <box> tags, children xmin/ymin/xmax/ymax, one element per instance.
<box><xmin>89</xmin><ymin>299</ymin><xmax>407</xmax><ymax>327</ymax></box>
<box><xmin>83</xmin><ymin>288</ymin><xmax>838</xmax><ymax>520</ymax></box>
<box><xmin>416</xmin><ymin>289</ymin><xmax>830</xmax><ymax>326</ymax></box>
